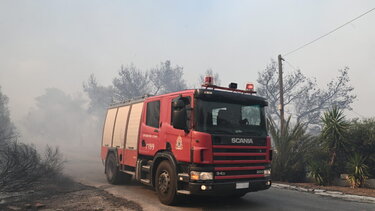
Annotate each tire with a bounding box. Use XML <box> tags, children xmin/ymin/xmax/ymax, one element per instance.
<box><xmin>105</xmin><ymin>153</ymin><xmax>132</xmax><ymax>184</ymax></box>
<box><xmin>155</xmin><ymin>160</ymin><xmax>179</xmax><ymax>205</ymax></box>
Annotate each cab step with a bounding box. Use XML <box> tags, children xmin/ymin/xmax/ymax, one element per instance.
<box><xmin>140</xmin><ymin>178</ymin><xmax>151</xmax><ymax>184</ymax></box>
<box><xmin>141</xmin><ymin>165</ymin><xmax>151</xmax><ymax>172</ymax></box>
<box><xmin>123</xmin><ymin>170</ymin><xmax>135</xmax><ymax>176</ymax></box>
<box><xmin>177</xmin><ymin>190</ymin><xmax>191</xmax><ymax>195</ymax></box>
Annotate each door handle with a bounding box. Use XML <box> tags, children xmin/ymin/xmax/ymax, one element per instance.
<box><xmin>141</xmin><ymin>140</ymin><xmax>146</xmax><ymax>147</ymax></box>
<box><xmin>154</xmin><ymin>129</ymin><xmax>159</xmax><ymax>133</ymax></box>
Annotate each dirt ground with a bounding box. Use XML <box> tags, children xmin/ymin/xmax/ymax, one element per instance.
<box><xmin>278</xmin><ymin>182</ymin><xmax>375</xmax><ymax>197</ymax></box>
<box><xmin>0</xmin><ymin>176</ymin><xmax>142</xmax><ymax>211</ymax></box>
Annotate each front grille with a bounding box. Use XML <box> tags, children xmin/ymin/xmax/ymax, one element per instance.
<box><xmin>212</xmin><ymin>143</ymin><xmax>269</xmax><ymax>180</ymax></box>
<box><xmin>214</xmin><ymin>155</ymin><xmax>266</xmax><ymax>160</ymax></box>
<box><xmin>214</xmin><ymin>163</ymin><xmax>268</xmax><ymax>168</ymax></box>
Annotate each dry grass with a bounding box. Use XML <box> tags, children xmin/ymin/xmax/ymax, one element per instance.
<box><xmin>0</xmin><ymin>141</ymin><xmax>65</xmax><ymax>192</ymax></box>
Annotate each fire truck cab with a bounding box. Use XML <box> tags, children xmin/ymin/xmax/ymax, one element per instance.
<box><xmin>101</xmin><ymin>79</ymin><xmax>272</xmax><ymax>205</ymax></box>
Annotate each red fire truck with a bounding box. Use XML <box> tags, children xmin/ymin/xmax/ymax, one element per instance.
<box><xmin>101</xmin><ymin>77</ymin><xmax>272</xmax><ymax>205</ymax></box>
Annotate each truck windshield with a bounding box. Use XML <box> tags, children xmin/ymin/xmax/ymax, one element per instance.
<box><xmin>195</xmin><ymin>99</ymin><xmax>267</xmax><ymax>136</ymax></box>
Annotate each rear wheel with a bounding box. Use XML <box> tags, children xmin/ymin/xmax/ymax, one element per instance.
<box><xmin>155</xmin><ymin>160</ymin><xmax>179</xmax><ymax>205</ymax></box>
<box><xmin>105</xmin><ymin>153</ymin><xmax>131</xmax><ymax>184</ymax></box>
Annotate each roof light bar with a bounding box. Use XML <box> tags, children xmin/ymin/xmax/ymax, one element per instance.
<box><xmin>202</xmin><ymin>82</ymin><xmax>256</xmax><ymax>94</ymax></box>
<box><xmin>246</xmin><ymin>83</ymin><xmax>254</xmax><ymax>91</ymax></box>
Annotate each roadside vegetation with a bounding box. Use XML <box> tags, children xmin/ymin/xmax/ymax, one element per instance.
<box><xmin>323</xmin><ymin>110</ymin><xmax>371</xmax><ymax>187</ymax></box>
<box><xmin>266</xmin><ymin>104</ymin><xmax>374</xmax><ymax>188</ymax></box>
<box><xmin>270</xmin><ymin>107</ymin><xmax>374</xmax><ymax>187</ymax></box>
<box><xmin>0</xmin><ymin>86</ymin><xmax>66</xmax><ymax>193</ymax></box>
<box><xmin>254</xmin><ymin>61</ymin><xmax>374</xmax><ymax>188</ymax></box>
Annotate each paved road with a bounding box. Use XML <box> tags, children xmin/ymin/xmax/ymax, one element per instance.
<box><xmin>65</xmin><ymin>159</ymin><xmax>375</xmax><ymax>211</ymax></box>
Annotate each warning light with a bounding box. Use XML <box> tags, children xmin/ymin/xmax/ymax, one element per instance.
<box><xmin>204</xmin><ymin>76</ymin><xmax>214</xmax><ymax>85</ymax></box>
<box><xmin>229</xmin><ymin>82</ymin><xmax>238</xmax><ymax>89</ymax></box>
<box><xmin>246</xmin><ymin>83</ymin><xmax>254</xmax><ymax>91</ymax></box>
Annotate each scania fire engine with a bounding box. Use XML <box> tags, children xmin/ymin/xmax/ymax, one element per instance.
<box><xmin>101</xmin><ymin>77</ymin><xmax>272</xmax><ymax>205</ymax></box>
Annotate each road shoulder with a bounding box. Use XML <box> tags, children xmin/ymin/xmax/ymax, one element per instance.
<box><xmin>273</xmin><ymin>182</ymin><xmax>375</xmax><ymax>204</ymax></box>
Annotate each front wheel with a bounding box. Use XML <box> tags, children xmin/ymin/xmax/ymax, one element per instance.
<box><xmin>155</xmin><ymin>160</ymin><xmax>179</xmax><ymax>205</ymax></box>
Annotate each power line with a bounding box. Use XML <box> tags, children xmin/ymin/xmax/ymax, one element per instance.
<box><xmin>283</xmin><ymin>7</ymin><xmax>375</xmax><ymax>57</ymax></box>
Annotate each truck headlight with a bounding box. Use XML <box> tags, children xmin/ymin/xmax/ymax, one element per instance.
<box><xmin>264</xmin><ymin>169</ymin><xmax>271</xmax><ymax>176</ymax></box>
<box><xmin>190</xmin><ymin>171</ymin><xmax>213</xmax><ymax>180</ymax></box>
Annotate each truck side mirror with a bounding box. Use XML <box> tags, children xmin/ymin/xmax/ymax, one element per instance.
<box><xmin>172</xmin><ymin>97</ymin><xmax>190</xmax><ymax>133</ymax></box>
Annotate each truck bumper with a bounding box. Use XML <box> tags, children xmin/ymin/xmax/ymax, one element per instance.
<box><xmin>185</xmin><ymin>178</ymin><xmax>271</xmax><ymax>196</ymax></box>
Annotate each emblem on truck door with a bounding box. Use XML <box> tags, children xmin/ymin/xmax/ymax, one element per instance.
<box><xmin>176</xmin><ymin>136</ymin><xmax>183</xmax><ymax>150</ymax></box>
<box><xmin>231</xmin><ymin>138</ymin><xmax>254</xmax><ymax>144</ymax></box>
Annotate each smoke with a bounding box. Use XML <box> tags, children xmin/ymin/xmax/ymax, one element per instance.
<box><xmin>18</xmin><ymin>88</ymin><xmax>104</xmax><ymax>180</ymax></box>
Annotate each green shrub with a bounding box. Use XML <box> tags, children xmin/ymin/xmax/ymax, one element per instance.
<box><xmin>345</xmin><ymin>118</ymin><xmax>375</xmax><ymax>177</ymax></box>
<box><xmin>347</xmin><ymin>153</ymin><xmax>369</xmax><ymax>188</ymax></box>
<box><xmin>308</xmin><ymin>160</ymin><xmax>332</xmax><ymax>186</ymax></box>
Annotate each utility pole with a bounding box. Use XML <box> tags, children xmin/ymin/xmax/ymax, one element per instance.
<box><xmin>278</xmin><ymin>54</ymin><xmax>285</xmax><ymax>137</ymax></box>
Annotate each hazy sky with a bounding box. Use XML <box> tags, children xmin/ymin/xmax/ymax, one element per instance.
<box><xmin>1</xmin><ymin>0</ymin><xmax>374</xmax><ymax>121</ymax></box>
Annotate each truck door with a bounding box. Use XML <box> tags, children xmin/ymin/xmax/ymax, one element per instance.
<box><xmin>139</xmin><ymin>100</ymin><xmax>161</xmax><ymax>156</ymax></box>
<box><xmin>165</xmin><ymin>95</ymin><xmax>192</xmax><ymax>162</ymax></box>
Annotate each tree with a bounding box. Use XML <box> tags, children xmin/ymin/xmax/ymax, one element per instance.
<box><xmin>0</xmin><ymin>86</ymin><xmax>15</xmax><ymax>145</ymax></box>
<box><xmin>268</xmin><ymin>116</ymin><xmax>315</xmax><ymax>182</ymax></box>
<box><xmin>321</xmin><ymin>107</ymin><xmax>349</xmax><ymax>168</ymax></box>
<box><xmin>199</xmin><ymin>69</ymin><xmax>221</xmax><ymax>86</ymax></box>
<box><xmin>150</xmin><ymin>60</ymin><xmax>187</xmax><ymax>95</ymax></box>
<box><xmin>112</xmin><ymin>64</ymin><xmax>151</xmax><ymax>102</ymax></box>
<box><xmin>257</xmin><ymin>61</ymin><xmax>356</xmax><ymax>130</ymax></box>
<box><xmin>112</xmin><ymin>61</ymin><xmax>187</xmax><ymax>101</ymax></box>
<box><xmin>83</xmin><ymin>74</ymin><xmax>114</xmax><ymax>117</ymax></box>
